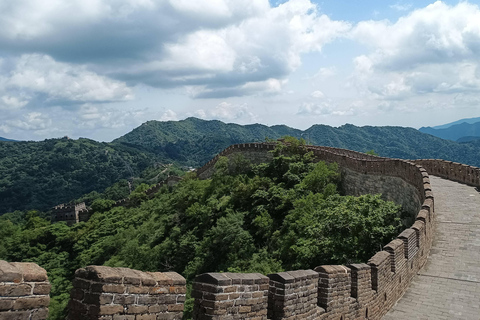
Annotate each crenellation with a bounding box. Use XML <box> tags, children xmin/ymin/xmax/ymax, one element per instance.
<box><xmin>0</xmin><ymin>261</ymin><xmax>51</xmax><ymax>320</ymax></box>
<box><xmin>15</xmin><ymin>142</ymin><xmax>480</xmax><ymax>320</ymax></box>
<box><xmin>192</xmin><ymin>273</ymin><xmax>269</xmax><ymax>320</ymax></box>
<box><xmin>268</xmin><ymin>270</ymin><xmax>320</xmax><ymax>320</ymax></box>
<box><xmin>367</xmin><ymin>251</ymin><xmax>391</xmax><ymax>293</ymax></box>
<box><xmin>398</xmin><ymin>229</ymin><xmax>418</xmax><ymax>260</ymax></box>
<box><xmin>67</xmin><ymin>266</ymin><xmax>185</xmax><ymax>320</ymax></box>
<box><xmin>383</xmin><ymin>239</ymin><xmax>405</xmax><ymax>273</ymax></box>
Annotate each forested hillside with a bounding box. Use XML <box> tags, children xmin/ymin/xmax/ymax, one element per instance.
<box><xmin>419</xmin><ymin>121</ymin><xmax>480</xmax><ymax>142</ymax></box>
<box><xmin>115</xmin><ymin>117</ymin><xmax>480</xmax><ymax>167</ymax></box>
<box><xmin>3</xmin><ymin>117</ymin><xmax>480</xmax><ymax>215</ymax></box>
<box><xmin>0</xmin><ymin>139</ymin><xmax>404</xmax><ymax>320</ymax></box>
<box><xmin>0</xmin><ymin>138</ymin><xmax>157</xmax><ymax>214</ymax></box>
<box><xmin>0</xmin><ymin>137</ymin><xmax>17</xmax><ymax>142</ymax></box>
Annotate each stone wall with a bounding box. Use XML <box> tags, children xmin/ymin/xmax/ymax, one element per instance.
<box><xmin>414</xmin><ymin>159</ymin><xmax>480</xmax><ymax>187</ymax></box>
<box><xmin>9</xmin><ymin>143</ymin><xmax>480</xmax><ymax>320</ymax></box>
<box><xmin>341</xmin><ymin>168</ymin><xmax>422</xmax><ymax>216</ymax></box>
<box><xmin>67</xmin><ymin>266</ymin><xmax>186</xmax><ymax>320</ymax></box>
<box><xmin>192</xmin><ymin>273</ymin><xmax>269</xmax><ymax>320</ymax></box>
<box><xmin>0</xmin><ymin>260</ymin><xmax>51</xmax><ymax>320</ymax></box>
<box><xmin>53</xmin><ymin>176</ymin><xmax>183</xmax><ymax>225</ymax></box>
<box><xmin>192</xmin><ymin>142</ymin><xmax>434</xmax><ymax>320</ymax></box>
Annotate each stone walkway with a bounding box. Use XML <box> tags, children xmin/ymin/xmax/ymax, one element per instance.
<box><xmin>384</xmin><ymin>176</ymin><xmax>480</xmax><ymax>320</ymax></box>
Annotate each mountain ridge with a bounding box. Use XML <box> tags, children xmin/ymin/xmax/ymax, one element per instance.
<box><xmin>0</xmin><ymin>136</ymin><xmax>17</xmax><ymax>142</ymax></box>
<box><xmin>419</xmin><ymin>121</ymin><xmax>480</xmax><ymax>141</ymax></box>
<box><xmin>4</xmin><ymin>117</ymin><xmax>480</xmax><ymax>215</ymax></box>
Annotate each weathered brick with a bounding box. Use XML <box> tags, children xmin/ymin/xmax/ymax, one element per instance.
<box><xmin>167</xmin><ymin>304</ymin><xmax>184</xmax><ymax>312</ymax></box>
<box><xmin>126</xmin><ymin>305</ymin><xmax>148</xmax><ymax>314</ymax></box>
<box><xmin>0</xmin><ymin>299</ymin><xmax>15</xmax><ymax>311</ymax></box>
<box><xmin>33</xmin><ymin>283</ymin><xmax>51</xmax><ymax>295</ymax></box>
<box><xmin>0</xmin><ymin>284</ymin><xmax>32</xmax><ymax>297</ymax></box>
<box><xmin>13</xmin><ymin>296</ymin><xmax>50</xmax><ymax>310</ymax></box>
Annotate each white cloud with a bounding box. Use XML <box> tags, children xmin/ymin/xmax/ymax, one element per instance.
<box><xmin>75</xmin><ymin>104</ymin><xmax>145</xmax><ymax>129</ymax></box>
<box><xmin>0</xmin><ymin>95</ymin><xmax>28</xmax><ymax>110</ymax></box>
<box><xmin>0</xmin><ymin>54</ymin><xmax>133</xmax><ymax>110</ymax></box>
<box><xmin>353</xmin><ymin>1</ymin><xmax>480</xmax><ymax>68</ymax></box>
<box><xmin>297</xmin><ymin>100</ymin><xmax>356</xmax><ymax>117</ymax></box>
<box><xmin>390</xmin><ymin>3</ymin><xmax>412</xmax><ymax>12</ymax></box>
<box><xmin>194</xmin><ymin>102</ymin><xmax>257</xmax><ymax>122</ymax></box>
<box><xmin>159</xmin><ymin>109</ymin><xmax>178</xmax><ymax>121</ymax></box>
<box><xmin>350</xmin><ymin>1</ymin><xmax>480</xmax><ymax>105</ymax></box>
<box><xmin>0</xmin><ymin>0</ymin><xmax>351</xmax><ymax>100</ymax></box>
<box><xmin>311</xmin><ymin>90</ymin><xmax>324</xmax><ymax>98</ymax></box>
<box><xmin>314</xmin><ymin>67</ymin><xmax>336</xmax><ymax>78</ymax></box>
<box><xmin>6</xmin><ymin>112</ymin><xmax>52</xmax><ymax>131</ymax></box>
<box><xmin>107</xmin><ymin>0</ymin><xmax>350</xmax><ymax>98</ymax></box>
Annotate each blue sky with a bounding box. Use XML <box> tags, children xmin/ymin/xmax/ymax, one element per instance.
<box><xmin>1</xmin><ymin>0</ymin><xmax>480</xmax><ymax>141</ymax></box>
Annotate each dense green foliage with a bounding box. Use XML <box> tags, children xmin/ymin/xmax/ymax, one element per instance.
<box><xmin>0</xmin><ymin>139</ymin><xmax>404</xmax><ymax>320</ymax></box>
<box><xmin>3</xmin><ymin>117</ymin><xmax>480</xmax><ymax>215</ymax></box>
<box><xmin>115</xmin><ymin>117</ymin><xmax>480</xmax><ymax>167</ymax></box>
<box><xmin>0</xmin><ymin>138</ymin><xmax>157</xmax><ymax>214</ymax></box>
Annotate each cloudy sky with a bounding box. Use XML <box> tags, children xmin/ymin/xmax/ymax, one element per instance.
<box><xmin>1</xmin><ymin>0</ymin><xmax>480</xmax><ymax>141</ymax></box>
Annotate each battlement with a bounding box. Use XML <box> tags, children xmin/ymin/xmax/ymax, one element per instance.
<box><xmin>0</xmin><ymin>260</ymin><xmax>51</xmax><ymax>320</ymax></box>
<box><xmin>10</xmin><ymin>143</ymin><xmax>480</xmax><ymax>320</ymax></box>
<box><xmin>51</xmin><ymin>202</ymin><xmax>87</xmax><ymax>225</ymax></box>
<box><xmin>52</xmin><ymin>176</ymin><xmax>182</xmax><ymax>224</ymax></box>
<box><xmin>52</xmin><ymin>202</ymin><xmax>86</xmax><ymax>212</ymax></box>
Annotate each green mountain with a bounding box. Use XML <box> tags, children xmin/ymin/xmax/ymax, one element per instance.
<box><xmin>430</xmin><ymin>116</ymin><xmax>480</xmax><ymax>129</ymax></box>
<box><xmin>419</xmin><ymin>121</ymin><xmax>480</xmax><ymax>142</ymax></box>
<box><xmin>3</xmin><ymin>117</ymin><xmax>480</xmax><ymax>215</ymax></box>
<box><xmin>115</xmin><ymin>117</ymin><xmax>480</xmax><ymax>167</ymax></box>
<box><xmin>0</xmin><ymin>137</ymin><xmax>17</xmax><ymax>142</ymax></box>
<box><xmin>0</xmin><ymin>137</ymin><xmax>156</xmax><ymax>214</ymax></box>
<box><xmin>0</xmin><ymin>141</ymin><xmax>404</xmax><ymax>320</ymax></box>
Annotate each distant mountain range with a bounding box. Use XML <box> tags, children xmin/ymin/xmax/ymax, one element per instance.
<box><xmin>115</xmin><ymin>117</ymin><xmax>480</xmax><ymax>167</ymax></box>
<box><xmin>429</xmin><ymin>117</ymin><xmax>480</xmax><ymax>129</ymax></box>
<box><xmin>0</xmin><ymin>137</ymin><xmax>17</xmax><ymax>142</ymax></box>
<box><xmin>4</xmin><ymin>117</ymin><xmax>480</xmax><ymax>214</ymax></box>
<box><xmin>419</xmin><ymin>117</ymin><xmax>480</xmax><ymax>142</ymax></box>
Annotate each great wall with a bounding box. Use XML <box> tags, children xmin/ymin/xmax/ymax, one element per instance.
<box><xmin>2</xmin><ymin>142</ymin><xmax>480</xmax><ymax>320</ymax></box>
<box><xmin>51</xmin><ymin>176</ymin><xmax>182</xmax><ymax>225</ymax></box>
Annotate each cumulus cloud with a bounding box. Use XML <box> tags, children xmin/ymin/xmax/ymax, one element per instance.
<box><xmin>75</xmin><ymin>104</ymin><xmax>145</xmax><ymax>129</ymax></box>
<box><xmin>5</xmin><ymin>112</ymin><xmax>52</xmax><ymax>131</ymax></box>
<box><xmin>310</xmin><ymin>90</ymin><xmax>325</xmax><ymax>98</ymax></box>
<box><xmin>297</xmin><ymin>100</ymin><xmax>356</xmax><ymax>117</ymax></box>
<box><xmin>0</xmin><ymin>54</ymin><xmax>133</xmax><ymax>110</ymax></box>
<box><xmin>390</xmin><ymin>3</ymin><xmax>412</xmax><ymax>12</ymax></box>
<box><xmin>194</xmin><ymin>102</ymin><xmax>257</xmax><ymax>122</ymax></box>
<box><xmin>0</xmin><ymin>0</ymin><xmax>350</xmax><ymax>100</ymax></box>
<box><xmin>159</xmin><ymin>109</ymin><xmax>178</xmax><ymax>121</ymax></box>
<box><xmin>350</xmin><ymin>1</ymin><xmax>480</xmax><ymax>102</ymax></box>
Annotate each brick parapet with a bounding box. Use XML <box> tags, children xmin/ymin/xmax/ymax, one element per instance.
<box><xmin>267</xmin><ymin>270</ymin><xmax>320</xmax><ymax>320</ymax></box>
<box><xmin>0</xmin><ymin>260</ymin><xmax>51</xmax><ymax>320</ymax></box>
<box><xmin>191</xmin><ymin>142</ymin><xmax>437</xmax><ymax>319</ymax></box>
<box><xmin>67</xmin><ymin>266</ymin><xmax>185</xmax><ymax>320</ymax></box>
<box><xmin>192</xmin><ymin>272</ymin><xmax>269</xmax><ymax>320</ymax></box>
<box><xmin>413</xmin><ymin>159</ymin><xmax>480</xmax><ymax>187</ymax></box>
<box><xmin>12</xmin><ymin>143</ymin><xmax>476</xmax><ymax>319</ymax></box>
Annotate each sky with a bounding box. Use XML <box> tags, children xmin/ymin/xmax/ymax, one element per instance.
<box><xmin>1</xmin><ymin>0</ymin><xmax>480</xmax><ymax>141</ymax></box>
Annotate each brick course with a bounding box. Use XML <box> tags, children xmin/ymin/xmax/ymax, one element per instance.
<box><xmin>67</xmin><ymin>266</ymin><xmax>185</xmax><ymax>320</ymax></box>
<box><xmin>0</xmin><ymin>261</ymin><xmax>50</xmax><ymax>320</ymax></box>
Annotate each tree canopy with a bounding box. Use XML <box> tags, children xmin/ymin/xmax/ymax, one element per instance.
<box><xmin>0</xmin><ymin>138</ymin><xmax>405</xmax><ymax>319</ymax></box>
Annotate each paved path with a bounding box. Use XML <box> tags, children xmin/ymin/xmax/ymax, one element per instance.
<box><xmin>384</xmin><ymin>176</ymin><xmax>480</xmax><ymax>320</ymax></box>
